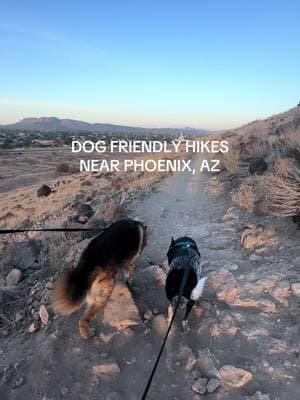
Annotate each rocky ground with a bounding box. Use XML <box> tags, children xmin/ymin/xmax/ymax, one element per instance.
<box><xmin>0</xmin><ymin>156</ymin><xmax>300</xmax><ymax>400</ymax></box>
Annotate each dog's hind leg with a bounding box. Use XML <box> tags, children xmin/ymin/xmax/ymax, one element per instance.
<box><xmin>182</xmin><ymin>300</ymin><xmax>195</xmax><ymax>332</ymax></box>
<box><xmin>79</xmin><ymin>276</ymin><xmax>114</xmax><ymax>339</ymax></box>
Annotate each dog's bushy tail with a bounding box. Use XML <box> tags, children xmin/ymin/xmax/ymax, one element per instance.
<box><xmin>52</xmin><ymin>269</ymin><xmax>88</xmax><ymax>315</ymax></box>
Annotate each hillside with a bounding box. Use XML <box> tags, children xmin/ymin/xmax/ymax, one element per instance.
<box><xmin>228</xmin><ymin>106</ymin><xmax>300</xmax><ymax>139</ymax></box>
<box><xmin>0</xmin><ymin>117</ymin><xmax>210</xmax><ymax>136</ymax></box>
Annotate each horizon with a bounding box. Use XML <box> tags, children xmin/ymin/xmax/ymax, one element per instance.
<box><xmin>0</xmin><ymin>104</ymin><xmax>297</xmax><ymax>132</ymax></box>
<box><xmin>1</xmin><ymin>1</ymin><xmax>300</xmax><ymax>129</ymax></box>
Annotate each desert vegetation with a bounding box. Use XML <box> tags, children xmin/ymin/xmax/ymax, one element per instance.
<box><xmin>216</xmin><ymin>106</ymin><xmax>300</xmax><ymax>222</ymax></box>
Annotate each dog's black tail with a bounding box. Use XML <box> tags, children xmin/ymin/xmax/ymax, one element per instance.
<box><xmin>52</xmin><ymin>269</ymin><xmax>88</xmax><ymax>315</ymax></box>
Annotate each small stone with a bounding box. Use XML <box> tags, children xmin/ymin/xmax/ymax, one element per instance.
<box><xmin>249</xmin><ymin>254</ymin><xmax>262</xmax><ymax>262</ymax></box>
<box><xmin>224</xmin><ymin>262</ymin><xmax>238</xmax><ymax>271</ymax></box>
<box><xmin>15</xmin><ymin>311</ymin><xmax>24</xmax><ymax>323</ymax></box>
<box><xmin>196</xmin><ymin>348</ymin><xmax>220</xmax><ymax>378</ymax></box>
<box><xmin>192</xmin><ymin>378</ymin><xmax>208</xmax><ymax>395</ymax></box>
<box><xmin>45</xmin><ymin>282</ymin><xmax>54</xmax><ymax>290</ymax></box>
<box><xmin>92</xmin><ymin>361</ymin><xmax>120</xmax><ymax>377</ymax></box>
<box><xmin>144</xmin><ymin>310</ymin><xmax>153</xmax><ymax>320</ymax></box>
<box><xmin>39</xmin><ymin>305</ymin><xmax>49</xmax><ymax>326</ymax></box>
<box><xmin>291</xmin><ymin>283</ymin><xmax>300</xmax><ymax>297</ymax></box>
<box><xmin>220</xmin><ymin>365</ymin><xmax>252</xmax><ymax>388</ymax></box>
<box><xmin>283</xmin><ymin>360</ymin><xmax>292</xmax><ymax>368</ymax></box>
<box><xmin>207</xmin><ymin>378</ymin><xmax>220</xmax><ymax>393</ymax></box>
<box><xmin>126</xmin><ymin>356</ymin><xmax>137</xmax><ymax>365</ymax></box>
<box><xmin>151</xmin><ymin>314</ymin><xmax>168</xmax><ymax>337</ymax></box>
<box><xmin>73</xmin><ymin>348</ymin><xmax>82</xmax><ymax>356</ymax></box>
<box><xmin>61</xmin><ymin>387</ymin><xmax>69</xmax><ymax>396</ymax></box>
<box><xmin>13</xmin><ymin>377</ymin><xmax>25</xmax><ymax>388</ymax></box>
<box><xmin>28</xmin><ymin>322</ymin><xmax>40</xmax><ymax>333</ymax></box>
<box><xmin>191</xmin><ymin>370</ymin><xmax>201</xmax><ymax>380</ymax></box>
<box><xmin>6</xmin><ymin>269</ymin><xmax>22</xmax><ymax>286</ymax></box>
<box><xmin>247</xmin><ymin>391</ymin><xmax>271</xmax><ymax>400</ymax></box>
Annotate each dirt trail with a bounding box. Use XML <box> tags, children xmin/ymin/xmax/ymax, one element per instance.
<box><xmin>1</xmin><ymin>157</ymin><xmax>300</xmax><ymax>400</ymax></box>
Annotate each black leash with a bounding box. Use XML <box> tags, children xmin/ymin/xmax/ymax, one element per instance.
<box><xmin>0</xmin><ymin>228</ymin><xmax>102</xmax><ymax>234</ymax></box>
<box><xmin>141</xmin><ymin>259</ymin><xmax>191</xmax><ymax>400</ymax></box>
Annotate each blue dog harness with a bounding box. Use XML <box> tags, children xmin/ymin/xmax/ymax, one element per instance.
<box><xmin>167</xmin><ymin>237</ymin><xmax>200</xmax><ymax>264</ymax></box>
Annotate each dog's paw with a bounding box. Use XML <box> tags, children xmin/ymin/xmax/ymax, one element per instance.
<box><xmin>79</xmin><ymin>321</ymin><xmax>95</xmax><ymax>339</ymax></box>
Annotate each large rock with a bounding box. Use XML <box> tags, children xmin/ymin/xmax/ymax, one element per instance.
<box><xmin>291</xmin><ymin>283</ymin><xmax>300</xmax><ymax>297</ymax></box>
<box><xmin>177</xmin><ymin>345</ymin><xmax>197</xmax><ymax>371</ymax></box>
<box><xmin>1</xmin><ymin>240</ymin><xmax>42</xmax><ymax>271</ymax></box>
<box><xmin>209</xmin><ymin>268</ymin><xmax>276</xmax><ymax>313</ymax></box>
<box><xmin>103</xmin><ymin>282</ymin><xmax>141</xmax><ymax>329</ymax></box>
<box><xmin>151</xmin><ymin>314</ymin><xmax>168</xmax><ymax>337</ymax></box>
<box><xmin>196</xmin><ymin>348</ymin><xmax>220</xmax><ymax>378</ymax></box>
<box><xmin>192</xmin><ymin>378</ymin><xmax>208</xmax><ymax>395</ymax></box>
<box><xmin>220</xmin><ymin>365</ymin><xmax>253</xmax><ymax>388</ymax></box>
<box><xmin>6</xmin><ymin>269</ymin><xmax>22</xmax><ymax>285</ymax></box>
<box><xmin>74</xmin><ymin>203</ymin><xmax>94</xmax><ymax>224</ymax></box>
<box><xmin>207</xmin><ymin>378</ymin><xmax>220</xmax><ymax>393</ymax></box>
<box><xmin>269</xmin><ymin>281</ymin><xmax>290</xmax><ymax>305</ymax></box>
<box><xmin>241</xmin><ymin>225</ymin><xmax>277</xmax><ymax>250</ymax></box>
<box><xmin>249</xmin><ymin>158</ymin><xmax>268</xmax><ymax>175</ymax></box>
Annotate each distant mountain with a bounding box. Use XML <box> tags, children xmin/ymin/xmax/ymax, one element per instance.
<box><xmin>0</xmin><ymin>117</ymin><xmax>211</xmax><ymax>136</ymax></box>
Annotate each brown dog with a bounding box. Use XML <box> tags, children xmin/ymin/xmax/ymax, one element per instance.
<box><xmin>52</xmin><ymin>219</ymin><xmax>147</xmax><ymax>338</ymax></box>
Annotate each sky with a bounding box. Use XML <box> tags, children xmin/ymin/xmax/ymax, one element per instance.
<box><xmin>0</xmin><ymin>1</ymin><xmax>300</xmax><ymax>129</ymax></box>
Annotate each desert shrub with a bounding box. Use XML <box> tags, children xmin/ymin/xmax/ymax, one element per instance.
<box><xmin>284</xmin><ymin>130</ymin><xmax>300</xmax><ymax>148</ymax></box>
<box><xmin>221</xmin><ymin>137</ymin><xmax>240</xmax><ymax>174</ymax></box>
<box><xmin>273</xmin><ymin>158</ymin><xmax>296</xmax><ymax>178</ymax></box>
<box><xmin>56</xmin><ymin>162</ymin><xmax>70</xmax><ymax>174</ymax></box>
<box><xmin>231</xmin><ymin>183</ymin><xmax>256</xmax><ymax>213</ymax></box>
<box><xmin>247</xmin><ymin>138</ymin><xmax>270</xmax><ymax>159</ymax></box>
<box><xmin>263</xmin><ymin>165</ymin><xmax>300</xmax><ymax>217</ymax></box>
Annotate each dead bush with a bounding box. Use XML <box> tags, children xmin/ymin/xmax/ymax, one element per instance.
<box><xmin>273</xmin><ymin>158</ymin><xmax>297</xmax><ymax>178</ymax></box>
<box><xmin>263</xmin><ymin>166</ymin><xmax>300</xmax><ymax>217</ymax></box>
<box><xmin>247</xmin><ymin>137</ymin><xmax>271</xmax><ymax>159</ymax></box>
<box><xmin>221</xmin><ymin>138</ymin><xmax>240</xmax><ymax>174</ymax></box>
<box><xmin>56</xmin><ymin>162</ymin><xmax>70</xmax><ymax>174</ymax></box>
<box><xmin>231</xmin><ymin>183</ymin><xmax>256</xmax><ymax>213</ymax></box>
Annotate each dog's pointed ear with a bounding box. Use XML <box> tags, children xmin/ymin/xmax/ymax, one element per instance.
<box><xmin>171</xmin><ymin>237</ymin><xmax>175</xmax><ymax>245</ymax></box>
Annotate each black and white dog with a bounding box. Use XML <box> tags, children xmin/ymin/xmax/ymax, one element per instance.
<box><xmin>166</xmin><ymin>236</ymin><xmax>207</xmax><ymax>331</ymax></box>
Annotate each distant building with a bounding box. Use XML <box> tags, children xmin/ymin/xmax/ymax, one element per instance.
<box><xmin>176</xmin><ymin>131</ymin><xmax>185</xmax><ymax>142</ymax></box>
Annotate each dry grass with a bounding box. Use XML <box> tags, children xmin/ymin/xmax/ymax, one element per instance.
<box><xmin>221</xmin><ymin>137</ymin><xmax>240</xmax><ymax>174</ymax></box>
<box><xmin>273</xmin><ymin>158</ymin><xmax>297</xmax><ymax>177</ymax></box>
<box><xmin>231</xmin><ymin>183</ymin><xmax>257</xmax><ymax>213</ymax></box>
<box><xmin>263</xmin><ymin>165</ymin><xmax>300</xmax><ymax>217</ymax></box>
<box><xmin>282</xmin><ymin>131</ymin><xmax>300</xmax><ymax>154</ymax></box>
<box><xmin>247</xmin><ymin>138</ymin><xmax>270</xmax><ymax>159</ymax></box>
